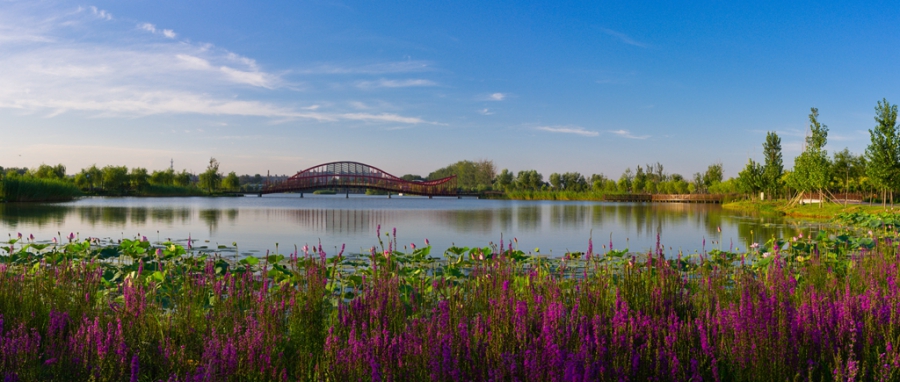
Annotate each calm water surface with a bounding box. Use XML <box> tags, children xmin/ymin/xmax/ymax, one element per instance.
<box><xmin>0</xmin><ymin>194</ymin><xmax>820</xmax><ymax>256</ymax></box>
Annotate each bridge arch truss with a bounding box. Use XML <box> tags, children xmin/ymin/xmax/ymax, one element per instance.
<box><xmin>261</xmin><ymin>161</ymin><xmax>458</xmax><ymax>197</ymax></box>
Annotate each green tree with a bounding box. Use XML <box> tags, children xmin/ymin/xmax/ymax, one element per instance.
<box><xmin>102</xmin><ymin>165</ymin><xmax>129</xmax><ymax>193</ymax></box>
<box><xmin>832</xmin><ymin>148</ymin><xmax>866</xmax><ymax>194</ymax></box>
<box><xmin>786</xmin><ymin>107</ymin><xmax>831</xmax><ymax>207</ymax></box>
<box><xmin>150</xmin><ymin>169</ymin><xmax>175</xmax><ymax>186</ymax></box>
<box><xmin>86</xmin><ymin>165</ymin><xmax>102</xmax><ymax>190</ymax></box>
<box><xmin>617</xmin><ymin>168</ymin><xmax>633</xmax><ymax>193</ymax></box>
<box><xmin>737</xmin><ymin>159</ymin><xmax>764</xmax><ymax>196</ymax></box>
<box><xmin>562</xmin><ymin>172</ymin><xmax>587</xmax><ymax>191</ymax></box>
<box><xmin>865</xmin><ymin>99</ymin><xmax>899</xmax><ymax>207</ymax></box>
<box><xmin>199</xmin><ymin>158</ymin><xmax>221</xmax><ymax>193</ymax></box>
<box><xmin>428</xmin><ymin>160</ymin><xmax>496</xmax><ymax>191</ymax></box>
<box><xmin>32</xmin><ymin>164</ymin><xmax>66</xmax><ymax>180</ymax></box>
<box><xmin>703</xmin><ymin>162</ymin><xmax>723</xmax><ymax>191</ymax></box>
<box><xmin>549</xmin><ymin>173</ymin><xmax>561</xmax><ymax>189</ymax></box>
<box><xmin>222</xmin><ymin>171</ymin><xmax>240</xmax><ymax>191</ymax></box>
<box><xmin>174</xmin><ymin>171</ymin><xmax>192</xmax><ymax>187</ymax></box>
<box><xmin>74</xmin><ymin>173</ymin><xmax>90</xmax><ymax>189</ymax></box>
<box><xmin>494</xmin><ymin>169</ymin><xmax>513</xmax><ymax>190</ymax></box>
<box><xmin>691</xmin><ymin>173</ymin><xmax>704</xmax><ymax>193</ymax></box>
<box><xmin>589</xmin><ymin>174</ymin><xmax>607</xmax><ymax>191</ymax></box>
<box><xmin>633</xmin><ymin>166</ymin><xmax>647</xmax><ymax>193</ymax></box>
<box><xmin>514</xmin><ymin>170</ymin><xmax>543</xmax><ymax>190</ymax></box>
<box><xmin>130</xmin><ymin>168</ymin><xmax>149</xmax><ymax>192</ymax></box>
<box><xmin>762</xmin><ymin>132</ymin><xmax>783</xmax><ymax>199</ymax></box>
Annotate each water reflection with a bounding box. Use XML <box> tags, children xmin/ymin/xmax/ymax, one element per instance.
<box><xmin>0</xmin><ymin>197</ymin><xmax>816</xmax><ymax>254</ymax></box>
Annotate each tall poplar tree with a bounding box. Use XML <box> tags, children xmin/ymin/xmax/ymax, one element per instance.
<box><xmin>762</xmin><ymin>132</ymin><xmax>783</xmax><ymax>199</ymax></box>
<box><xmin>865</xmin><ymin>98</ymin><xmax>899</xmax><ymax>207</ymax></box>
<box><xmin>786</xmin><ymin>108</ymin><xmax>830</xmax><ymax>207</ymax></box>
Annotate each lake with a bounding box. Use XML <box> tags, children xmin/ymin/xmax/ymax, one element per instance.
<box><xmin>0</xmin><ymin>194</ymin><xmax>818</xmax><ymax>257</ymax></box>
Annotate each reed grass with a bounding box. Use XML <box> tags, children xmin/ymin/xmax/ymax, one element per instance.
<box><xmin>0</xmin><ymin>177</ymin><xmax>81</xmax><ymax>202</ymax></box>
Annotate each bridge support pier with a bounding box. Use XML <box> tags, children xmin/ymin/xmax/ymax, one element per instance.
<box><xmin>388</xmin><ymin>194</ymin><xmax>391</xmax><ymax>199</ymax></box>
<box><xmin>258</xmin><ymin>193</ymin><xmax>262</xmax><ymax>197</ymax></box>
<box><xmin>346</xmin><ymin>192</ymin><xmax>349</xmax><ymax>198</ymax></box>
<box><xmin>429</xmin><ymin>195</ymin><xmax>432</xmax><ymax>199</ymax></box>
<box><xmin>300</xmin><ymin>193</ymin><xmax>303</xmax><ymax>198</ymax></box>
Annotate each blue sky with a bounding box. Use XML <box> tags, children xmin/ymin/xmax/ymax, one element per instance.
<box><xmin>0</xmin><ymin>0</ymin><xmax>897</xmax><ymax>179</ymax></box>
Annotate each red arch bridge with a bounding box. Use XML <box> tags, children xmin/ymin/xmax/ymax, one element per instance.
<box><xmin>259</xmin><ymin>161</ymin><xmax>460</xmax><ymax>197</ymax></box>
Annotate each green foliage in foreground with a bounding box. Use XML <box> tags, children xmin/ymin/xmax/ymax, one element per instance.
<box><xmin>1</xmin><ymin>217</ymin><xmax>900</xmax><ymax>380</ymax></box>
<box><xmin>0</xmin><ymin>176</ymin><xmax>82</xmax><ymax>202</ymax></box>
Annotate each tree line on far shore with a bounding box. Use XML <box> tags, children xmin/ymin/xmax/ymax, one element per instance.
<box><xmin>414</xmin><ymin>99</ymin><xmax>897</xmax><ymax>203</ymax></box>
<box><xmin>0</xmin><ymin>158</ymin><xmax>253</xmax><ymax>200</ymax></box>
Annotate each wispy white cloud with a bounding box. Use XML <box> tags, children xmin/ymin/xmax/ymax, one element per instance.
<box><xmin>478</xmin><ymin>108</ymin><xmax>493</xmax><ymax>115</ymax></box>
<box><xmin>297</xmin><ymin>61</ymin><xmax>432</xmax><ymax>75</ymax></box>
<box><xmin>537</xmin><ymin>126</ymin><xmax>599</xmax><ymax>137</ymax></box>
<box><xmin>138</xmin><ymin>23</ymin><xmax>176</xmax><ymax>38</ymax></box>
<box><xmin>356</xmin><ymin>78</ymin><xmax>436</xmax><ymax>89</ymax></box>
<box><xmin>90</xmin><ymin>6</ymin><xmax>112</xmax><ymax>21</ymax></box>
<box><xmin>489</xmin><ymin>92</ymin><xmax>506</xmax><ymax>101</ymax></box>
<box><xmin>220</xmin><ymin>66</ymin><xmax>277</xmax><ymax>88</ymax></box>
<box><xmin>0</xmin><ymin>5</ymin><xmax>431</xmax><ymax>125</ymax></box>
<box><xmin>341</xmin><ymin>113</ymin><xmax>428</xmax><ymax>124</ymax></box>
<box><xmin>600</xmin><ymin>28</ymin><xmax>648</xmax><ymax>48</ymax></box>
<box><xmin>607</xmin><ymin>129</ymin><xmax>650</xmax><ymax>139</ymax></box>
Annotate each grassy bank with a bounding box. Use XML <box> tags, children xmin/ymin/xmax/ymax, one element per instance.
<box><xmin>0</xmin><ymin>225</ymin><xmax>899</xmax><ymax>380</ymax></box>
<box><xmin>723</xmin><ymin>199</ymin><xmax>899</xmax><ymax>219</ymax></box>
<box><xmin>0</xmin><ymin>177</ymin><xmax>82</xmax><ymax>202</ymax></box>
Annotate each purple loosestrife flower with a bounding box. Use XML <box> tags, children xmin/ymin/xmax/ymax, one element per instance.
<box><xmin>587</xmin><ymin>237</ymin><xmax>593</xmax><ymax>260</ymax></box>
<box><xmin>130</xmin><ymin>354</ymin><xmax>140</xmax><ymax>382</ymax></box>
<box><xmin>16</xmin><ymin>232</ymin><xmax>21</xmax><ymax>240</ymax></box>
<box><xmin>425</xmin><ymin>238</ymin><xmax>430</xmax><ymax>246</ymax></box>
